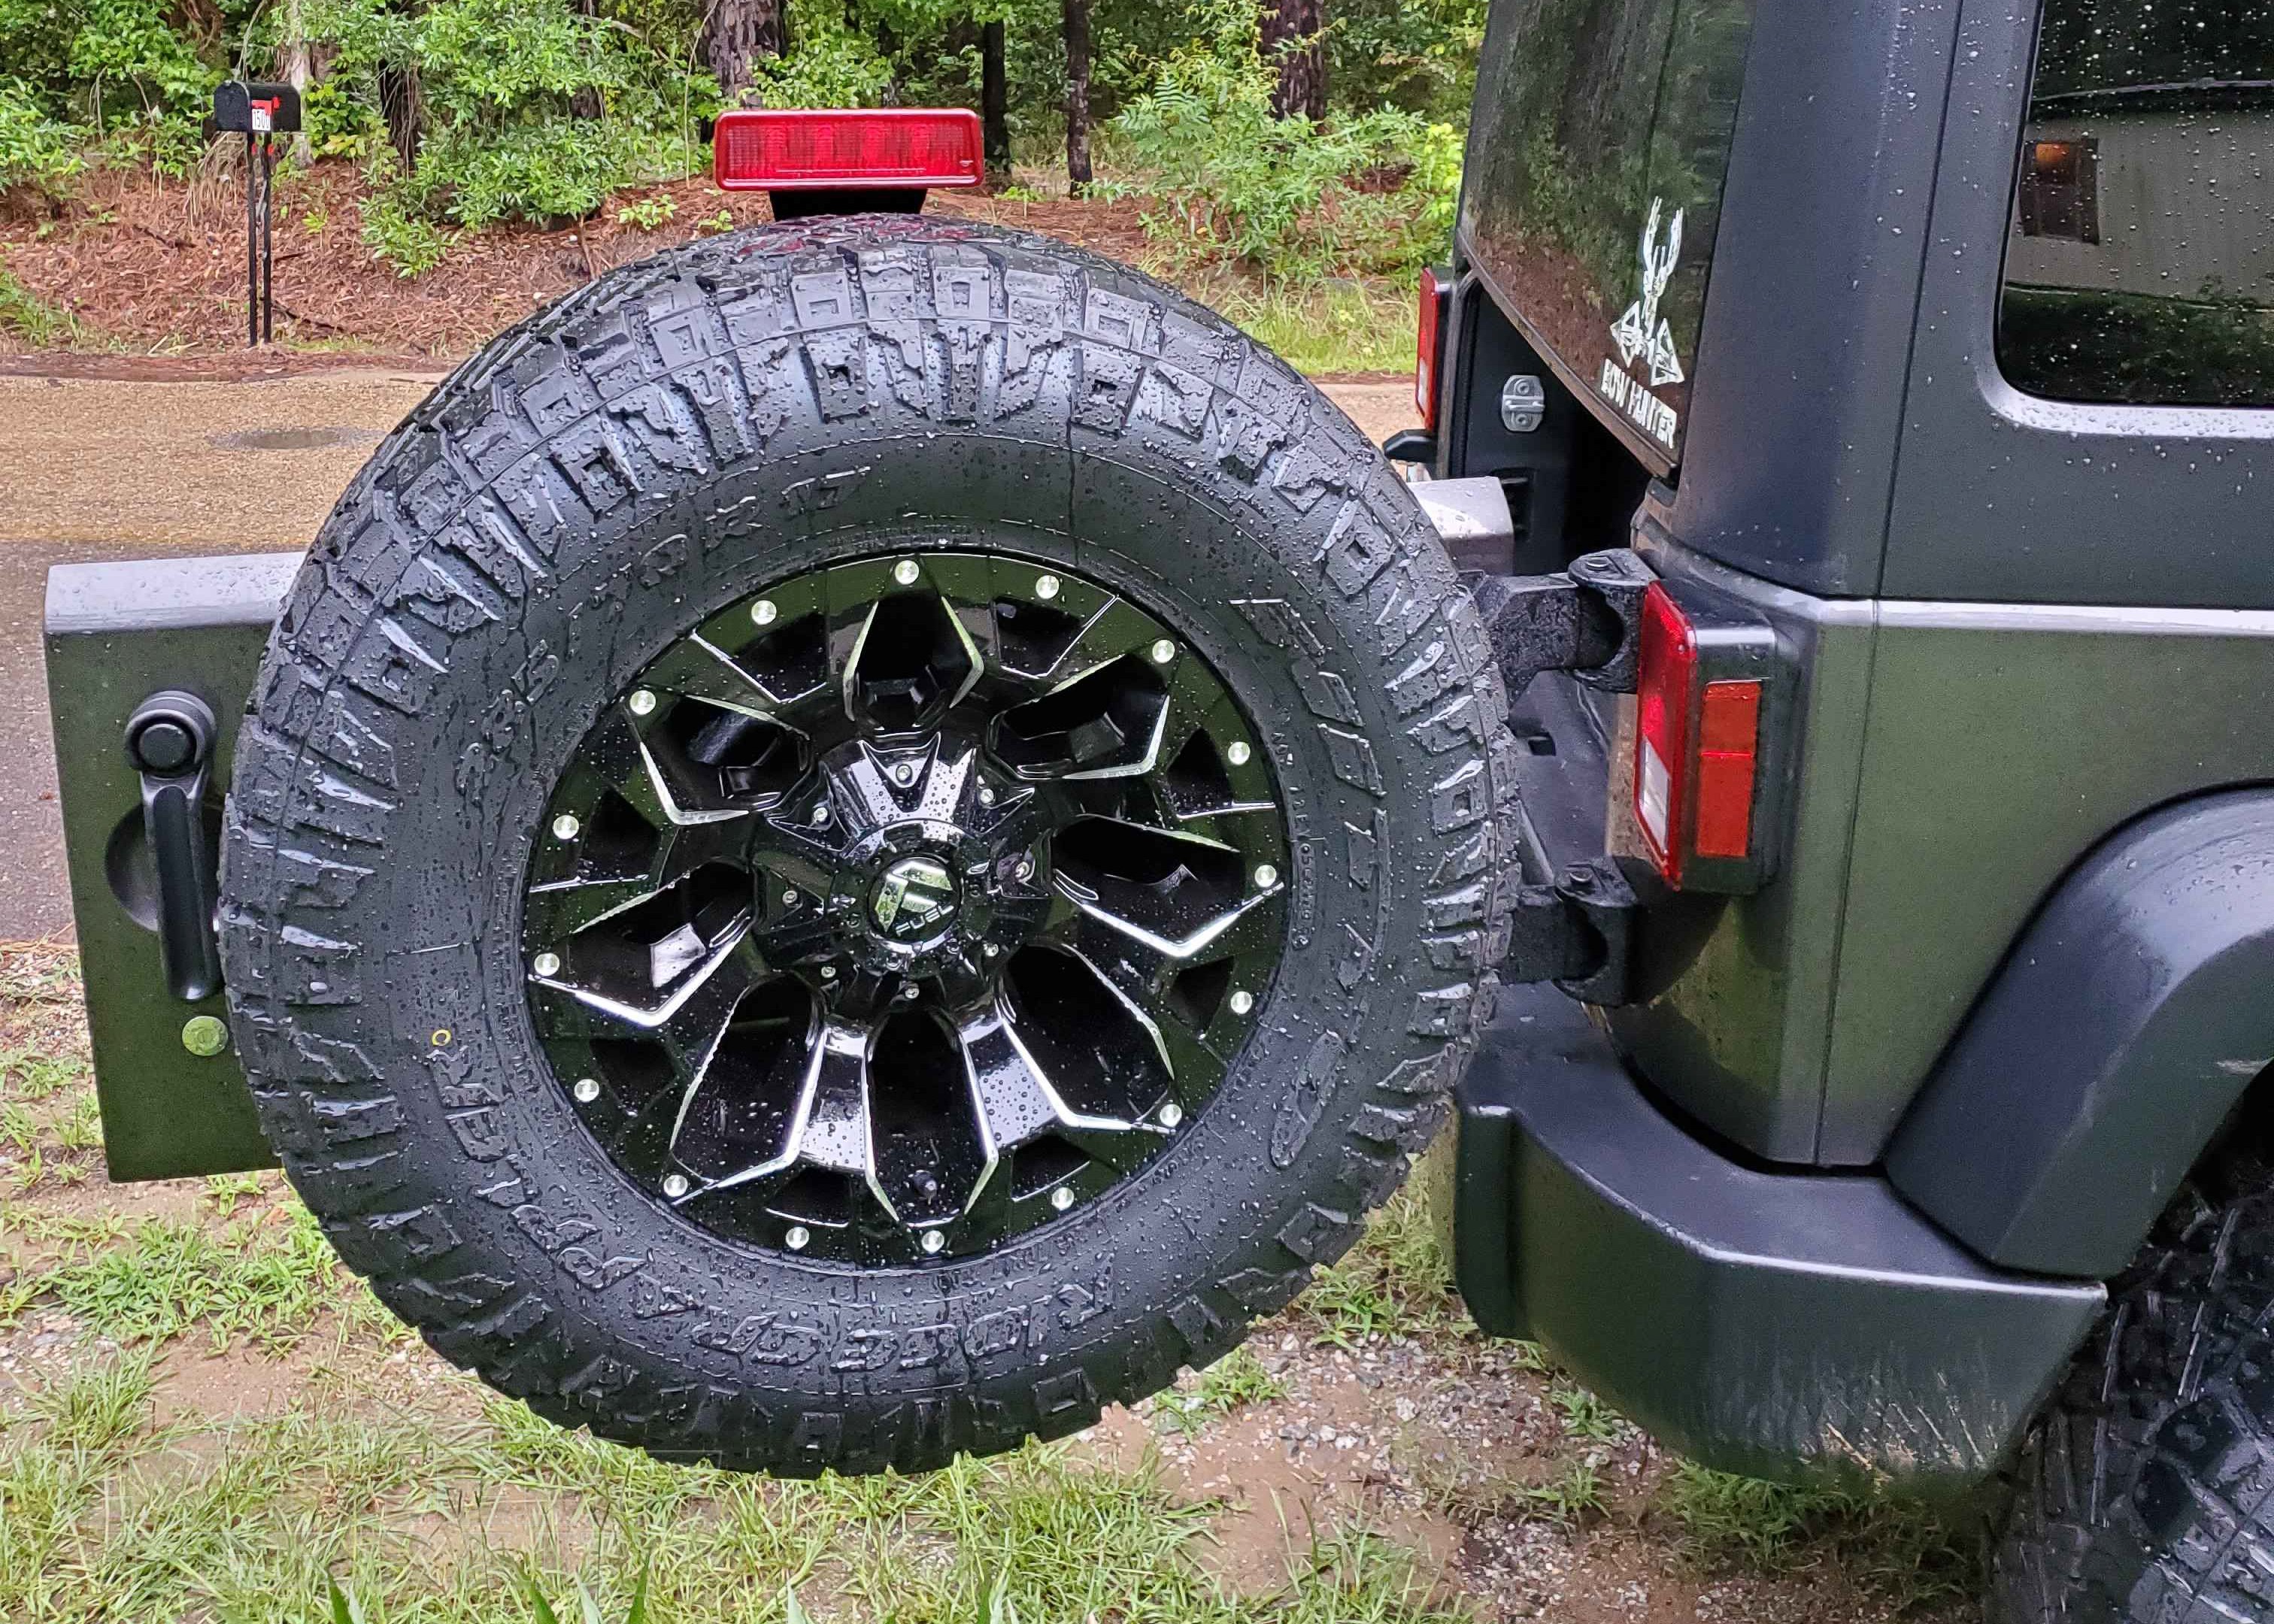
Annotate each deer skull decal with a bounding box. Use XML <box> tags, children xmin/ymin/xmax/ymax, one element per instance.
<box><xmin>1610</xmin><ymin>198</ymin><xmax>1685</xmax><ymax>389</ymax></box>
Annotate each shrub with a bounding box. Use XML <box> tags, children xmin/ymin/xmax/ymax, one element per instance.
<box><xmin>1109</xmin><ymin>0</ymin><xmax>1460</xmax><ymax>280</ymax></box>
<box><xmin>0</xmin><ymin>80</ymin><xmax>84</xmax><ymax>194</ymax></box>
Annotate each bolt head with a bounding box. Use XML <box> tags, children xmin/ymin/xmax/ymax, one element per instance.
<box><xmin>811</xmin><ymin>803</ymin><xmax>832</xmax><ymax>826</ymax></box>
<box><xmin>751</xmin><ymin>598</ymin><xmax>778</xmax><ymax>626</ymax></box>
<box><xmin>978</xmin><ymin>786</ymin><xmax>996</xmax><ymax>805</ymax></box>
<box><xmin>893</xmin><ymin>559</ymin><xmax>920</xmax><ymax>586</ymax></box>
<box><xmin>982</xmin><ymin>941</ymin><xmax>1002</xmax><ymax>959</ymax></box>
<box><xmin>662</xmin><ymin>1173</ymin><xmax>690</xmax><ymax>1198</ymax></box>
<box><xmin>573</xmin><ymin>1077</ymin><xmax>602</xmax><ymax>1103</ymax></box>
<box><xmin>180</xmin><ymin>1014</ymin><xmax>229</xmax><ymax>1058</ymax></box>
<box><xmin>920</xmin><ymin>1229</ymin><xmax>945</xmax><ymax>1254</ymax></box>
<box><xmin>1035</xmin><ymin>574</ymin><xmax>1061</xmax><ymax>601</ymax></box>
<box><xmin>551</xmin><ymin>813</ymin><xmax>581</xmax><ymax>841</ymax></box>
<box><xmin>532</xmin><ymin>951</ymin><xmax>562</xmax><ymax>978</ymax></box>
<box><xmin>1226</xmin><ymin>741</ymin><xmax>1251</xmax><ymax>767</ymax></box>
<box><xmin>1014</xmin><ymin>854</ymin><xmax>1036</xmax><ymax>883</ymax></box>
<box><xmin>1158</xmin><ymin>1101</ymin><xmax>1184</xmax><ymax>1129</ymax></box>
<box><xmin>1253</xmin><ymin>863</ymin><xmax>1278</xmax><ymax>890</ymax></box>
<box><xmin>1150</xmin><ymin>638</ymin><xmax>1177</xmax><ymax>665</ymax></box>
<box><xmin>628</xmin><ymin>689</ymin><xmax>657</xmax><ymax>717</ymax></box>
<box><xmin>820</xmin><ymin>965</ymin><xmax>838</xmax><ymax>981</ymax></box>
<box><xmin>893</xmin><ymin>761</ymin><xmax>918</xmax><ymax>786</ymax></box>
<box><xmin>1229</xmin><ymin>989</ymin><xmax>1254</xmax><ymax>1016</ymax></box>
<box><xmin>781</xmin><ymin>889</ymin><xmax>799</xmax><ymax>907</ymax></box>
<box><xmin>1050</xmin><ymin>1185</ymin><xmax>1075</xmax><ymax>1211</ymax></box>
<box><xmin>901</xmin><ymin>982</ymin><xmax>921</xmax><ymax>1001</ymax></box>
<box><xmin>784</xmin><ymin>1225</ymin><xmax>811</xmax><ymax>1251</ymax></box>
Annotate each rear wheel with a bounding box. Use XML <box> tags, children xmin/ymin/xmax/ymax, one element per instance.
<box><xmin>220</xmin><ymin>216</ymin><xmax>1517</xmax><ymax>1473</ymax></box>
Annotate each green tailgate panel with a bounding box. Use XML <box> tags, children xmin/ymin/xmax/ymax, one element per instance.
<box><xmin>47</xmin><ymin>555</ymin><xmax>294</xmax><ymax>1181</ymax></box>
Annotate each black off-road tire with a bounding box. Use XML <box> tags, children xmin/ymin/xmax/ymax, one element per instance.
<box><xmin>217</xmin><ymin>215</ymin><xmax>1518</xmax><ymax>1473</ymax></box>
<box><xmin>1993</xmin><ymin>1151</ymin><xmax>2274</xmax><ymax>1620</ymax></box>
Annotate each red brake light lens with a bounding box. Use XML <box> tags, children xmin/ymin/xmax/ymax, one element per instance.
<box><xmin>1633</xmin><ymin>583</ymin><xmax>1696</xmax><ymax>880</ymax></box>
<box><xmin>1633</xmin><ymin>583</ymin><xmax>1762</xmax><ymax>883</ymax></box>
<box><xmin>1416</xmin><ymin>267</ymin><xmax>1448</xmax><ymax>432</ymax></box>
<box><xmin>714</xmin><ymin>108</ymin><xmax>984</xmax><ymax>192</ymax></box>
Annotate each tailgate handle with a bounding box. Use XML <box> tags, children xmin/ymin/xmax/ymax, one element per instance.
<box><xmin>126</xmin><ymin>692</ymin><xmax>223</xmax><ymax>1003</ymax></box>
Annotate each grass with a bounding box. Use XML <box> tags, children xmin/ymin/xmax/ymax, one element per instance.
<box><xmin>0</xmin><ymin>267</ymin><xmax>85</xmax><ymax>347</ymax></box>
<box><xmin>1186</xmin><ymin>273</ymin><xmax>1415</xmax><ymax>376</ymax></box>
<box><xmin>1657</xmin><ymin>1460</ymin><xmax>1982</xmax><ymax>1610</ymax></box>
<box><xmin>1298</xmin><ymin>1152</ymin><xmax>1463</xmax><ymax>1350</ymax></box>
<box><xmin>0</xmin><ymin>1353</ymin><xmax>1471</xmax><ymax>1624</ymax></box>
<box><xmin>37</xmin><ymin>1204</ymin><xmax>344</xmax><ymax>1350</ymax></box>
<box><xmin>1155</xmin><ymin>1345</ymin><xmax>1287</xmax><ymax>1436</ymax></box>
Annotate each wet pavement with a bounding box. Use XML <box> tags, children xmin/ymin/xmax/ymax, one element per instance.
<box><xmin>0</xmin><ymin>371</ymin><xmax>1413</xmax><ymax>938</ymax></box>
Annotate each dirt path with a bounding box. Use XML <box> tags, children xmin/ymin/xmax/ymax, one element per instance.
<box><xmin>0</xmin><ymin>369</ymin><xmax>1414</xmax><ymax>937</ymax></box>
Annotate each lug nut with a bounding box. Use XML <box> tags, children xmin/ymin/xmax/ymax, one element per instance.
<box><xmin>532</xmin><ymin>951</ymin><xmax>562</xmax><ymax>978</ymax></box>
<box><xmin>1226</xmin><ymin>741</ymin><xmax>1251</xmax><ymax>767</ymax></box>
<box><xmin>662</xmin><ymin>1174</ymin><xmax>690</xmax><ymax>1198</ymax></box>
<box><xmin>1229</xmin><ymin>990</ymin><xmax>1254</xmax><ymax>1016</ymax></box>
<box><xmin>978</xmin><ymin>786</ymin><xmax>996</xmax><ymax>806</ymax></box>
<box><xmin>1014</xmin><ymin>854</ymin><xmax>1036</xmax><ymax>883</ymax></box>
<box><xmin>751</xmin><ymin>598</ymin><xmax>778</xmax><ymax>626</ymax></box>
<box><xmin>629</xmin><ymin>689</ymin><xmax>657</xmax><ymax>717</ymax></box>
<box><xmin>1051</xmin><ymin>1186</ymin><xmax>1075</xmax><ymax>1211</ymax></box>
<box><xmin>894</xmin><ymin>559</ymin><xmax>920</xmax><ymax>586</ymax></box>
<box><xmin>1150</xmin><ymin>638</ymin><xmax>1177</xmax><ymax>665</ymax></box>
<box><xmin>893</xmin><ymin>762</ymin><xmax>918</xmax><ymax>786</ymax></box>
<box><xmin>552</xmin><ymin>813</ymin><xmax>581</xmax><ymax>841</ymax></box>
<box><xmin>1035</xmin><ymin>574</ymin><xmax>1061</xmax><ymax>600</ymax></box>
<box><xmin>811</xmin><ymin>804</ymin><xmax>832</xmax><ymax>826</ymax></box>
<box><xmin>784</xmin><ymin>1225</ymin><xmax>810</xmax><ymax>1251</ymax></box>
<box><xmin>1253</xmin><ymin>863</ymin><xmax>1278</xmax><ymax>890</ymax></box>
<box><xmin>983</xmin><ymin>942</ymin><xmax>1002</xmax><ymax>959</ymax></box>
<box><xmin>1158</xmin><ymin>1102</ymin><xmax>1184</xmax><ymax>1129</ymax></box>
<box><xmin>920</xmin><ymin>1229</ymin><xmax>945</xmax><ymax>1254</ymax></box>
<box><xmin>573</xmin><ymin>1077</ymin><xmax>601</xmax><ymax>1103</ymax></box>
<box><xmin>901</xmin><ymin>983</ymin><xmax>921</xmax><ymax>1001</ymax></box>
<box><xmin>820</xmin><ymin>965</ymin><xmax>838</xmax><ymax>981</ymax></box>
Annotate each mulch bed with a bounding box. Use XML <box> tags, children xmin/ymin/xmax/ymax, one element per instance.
<box><xmin>0</xmin><ymin>159</ymin><xmax>1160</xmax><ymax>362</ymax></box>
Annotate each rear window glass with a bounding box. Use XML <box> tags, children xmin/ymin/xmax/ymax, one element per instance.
<box><xmin>1458</xmin><ymin>0</ymin><xmax>1757</xmax><ymax>465</ymax></box>
<box><xmin>1998</xmin><ymin>0</ymin><xmax>2274</xmax><ymax>406</ymax></box>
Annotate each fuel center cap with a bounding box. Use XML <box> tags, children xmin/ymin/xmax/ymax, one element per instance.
<box><xmin>869</xmin><ymin>856</ymin><xmax>960</xmax><ymax>942</ymax></box>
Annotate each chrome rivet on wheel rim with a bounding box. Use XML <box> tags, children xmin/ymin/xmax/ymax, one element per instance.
<box><xmin>1226</xmin><ymin>741</ymin><xmax>1251</xmax><ymax>766</ymax></box>
<box><xmin>1229</xmin><ymin>990</ymin><xmax>1254</xmax><ymax>1016</ymax></box>
<box><xmin>523</xmin><ymin>550</ymin><xmax>1292</xmax><ymax>1266</ymax></box>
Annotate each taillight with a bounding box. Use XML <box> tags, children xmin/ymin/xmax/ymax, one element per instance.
<box><xmin>1633</xmin><ymin>583</ymin><xmax>1762</xmax><ymax>885</ymax></box>
<box><xmin>714</xmin><ymin>108</ymin><xmax>984</xmax><ymax>192</ymax></box>
<box><xmin>1416</xmin><ymin>267</ymin><xmax>1450</xmax><ymax>432</ymax></box>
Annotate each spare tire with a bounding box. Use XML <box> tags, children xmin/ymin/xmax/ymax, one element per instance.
<box><xmin>219</xmin><ymin>215</ymin><xmax>1518</xmax><ymax>1473</ymax></box>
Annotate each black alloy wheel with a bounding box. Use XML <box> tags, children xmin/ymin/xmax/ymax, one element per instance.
<box><xmin>523</xmin><ymin>550</ymin><xmax>1289</xmax><ymax>1265</ymax></box>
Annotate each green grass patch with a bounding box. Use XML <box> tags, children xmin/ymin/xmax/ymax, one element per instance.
<box><xmin>1298</xmin><ymin>1150</ymin><xmax>1462</xmax><ymax>1349</ymax></box>
<box><xmin>37</xmin><ymin>1204</ymin><xmax>343</xmax><ymax>1350</ymax></box>
<box><xmin>0</xmin><ymin>1353</ymin><xmax>1470</xmax><ymax>1624</ymax></box>
<box><xmin>1155</xmin><ymin>1345</ymin><xmax>1287</xmax><ymax>1436</ymax></box>
<box><xmin>1657</xmin><ymin>1459</ymin><xmax>1981</xmax><ymax>1610</ymax></box>
<box><xmin>1194</xmin><ymin>276</ymin><xmax>1416</xmax><ymax>376</ymax></box>
<box><xmin>0</xmin><ymin>268</ymin><xmax>82</xmax><ymax>347</ymax></box>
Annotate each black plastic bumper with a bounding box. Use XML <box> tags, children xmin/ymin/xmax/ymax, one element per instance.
<box><xmin>1453</xmin><ymin>984</ymin><xmax>2106</xmax><ymax>1486</ymax></box>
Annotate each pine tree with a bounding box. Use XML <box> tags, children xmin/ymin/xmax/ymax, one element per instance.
<box><xmin>702</xmin><ymin>0</ymin><xmax>787</xmax><ymax>103</ymax></box>
<box><xmin>1260</xmin><ymin>0</ymin><xmax>1326</xmax><ymax>121</ymax></box>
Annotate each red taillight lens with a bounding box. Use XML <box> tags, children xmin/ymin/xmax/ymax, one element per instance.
<box><xmin>1416</xmin><ymin>267</ymin><xmax>1448</xmax><ymax>432</ymax></box>
<box><xmin>714</xmin><ymin>108</ymin><xmax>984</xmax><ymax>192</ymax></box>
<box><xmin>1633</xmin><ymin>583</ymin><xmax>1762</xmax><ymax>883</ymax></box>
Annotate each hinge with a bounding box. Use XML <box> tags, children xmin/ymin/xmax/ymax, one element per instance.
<box><xmin>1471</xmin><ymin>548</ymin><xmax>1655</xmax><ymax>703</ymax></box>
<box><xmin>1503</xmin><ymin>855</ymin><xmax>1639</xmax><ymax>1007</ymax></box>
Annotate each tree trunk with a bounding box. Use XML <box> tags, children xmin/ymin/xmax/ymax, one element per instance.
<box><xmin>982</xmin><ymin>18</ymin><xmax>1010</xmax><ymax>185</ymax></box>
<box><xmin>570</xmin><ymin>0</ymin><xmax>602</xmax><ymax>120</ymax></box>
<box><xmin>279</xmin><ymin>0</ymin><xmax>313</xmax><ymax>163</ymax></box>
<box><xmin>701</xmin><ymin>0</ymin><xmax>786</xmax><ymax>103</ymax></box>
<box><xmin>1063</xmin><ymin>0</ymin><xmax>1092</xmax><ymax>194</ymax></box>
<box><xmin>378</xmin><ymin>62</ymin><xmax>422</xmax><ymax>172</ymax></box>
<box><xmin>1260</xmin><ymin>0</ymin><xmax>1326</xmax><ymax>122</ymax></box>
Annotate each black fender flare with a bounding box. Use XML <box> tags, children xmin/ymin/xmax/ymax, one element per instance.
<box><xmin>1887</xmin><ymin>788</ymin><xmax>2274</xmax><ymax>1279</ymax></box>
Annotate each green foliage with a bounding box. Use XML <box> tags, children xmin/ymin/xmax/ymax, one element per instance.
<box><xmin>0</xmin><ymin>0</ymin><xmax>220</xmax><ymax>174</ymax></box>
<box><xmin>1155</xmin><ymin>1344</ymin><xmax>1287</xmax><ymax>1434</ymax></box>
<box><xmin>613</xmin><ymin>190</ymin><xmax>675</xmax><ymax>229</ymax></box>
<box><xmin>0</xmin><ymin>268</ymin><xmax>78</xmax><ymax>344</ymax></box>
<box><xmin>744</xmin><ymin>0</ymin><xmax>893</xmax><ymax>109</ymax></box>
<box><xmin>0</xmin><ymin>80</ymin><xmax>84</xmax><ymax>192</ymax></box>
<box><xmin>1326</xmin><ymin>0</ymin><xmax>1489</xmax><ymax>124</ymax></box>
<box><xmin>36</xmin><ymin>1204</ymin><xmax>344</xmax><ymax>1350</ymax></box>
<box><xmin>1110</xmin><ymin>0</ymin><xmax>1460</xmax><ymax>278</ymax></box>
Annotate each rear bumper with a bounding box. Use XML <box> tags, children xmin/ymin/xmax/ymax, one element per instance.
<box><xmin>1452</xmin><ymin>983</ymin><xmax>2104</xmax><ymax>1486</ymax></box>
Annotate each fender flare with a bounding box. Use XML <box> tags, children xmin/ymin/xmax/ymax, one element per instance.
<box><xmin>1886</xmin><ymin>788</ymin><xmax>2274</xmax><ymax>1279</ymax></box>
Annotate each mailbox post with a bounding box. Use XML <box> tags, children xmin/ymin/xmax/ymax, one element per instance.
<box><xmin>211</xmin><ymin>84</ymin><xmax>301</xmax><ymax>347</ymax></box>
